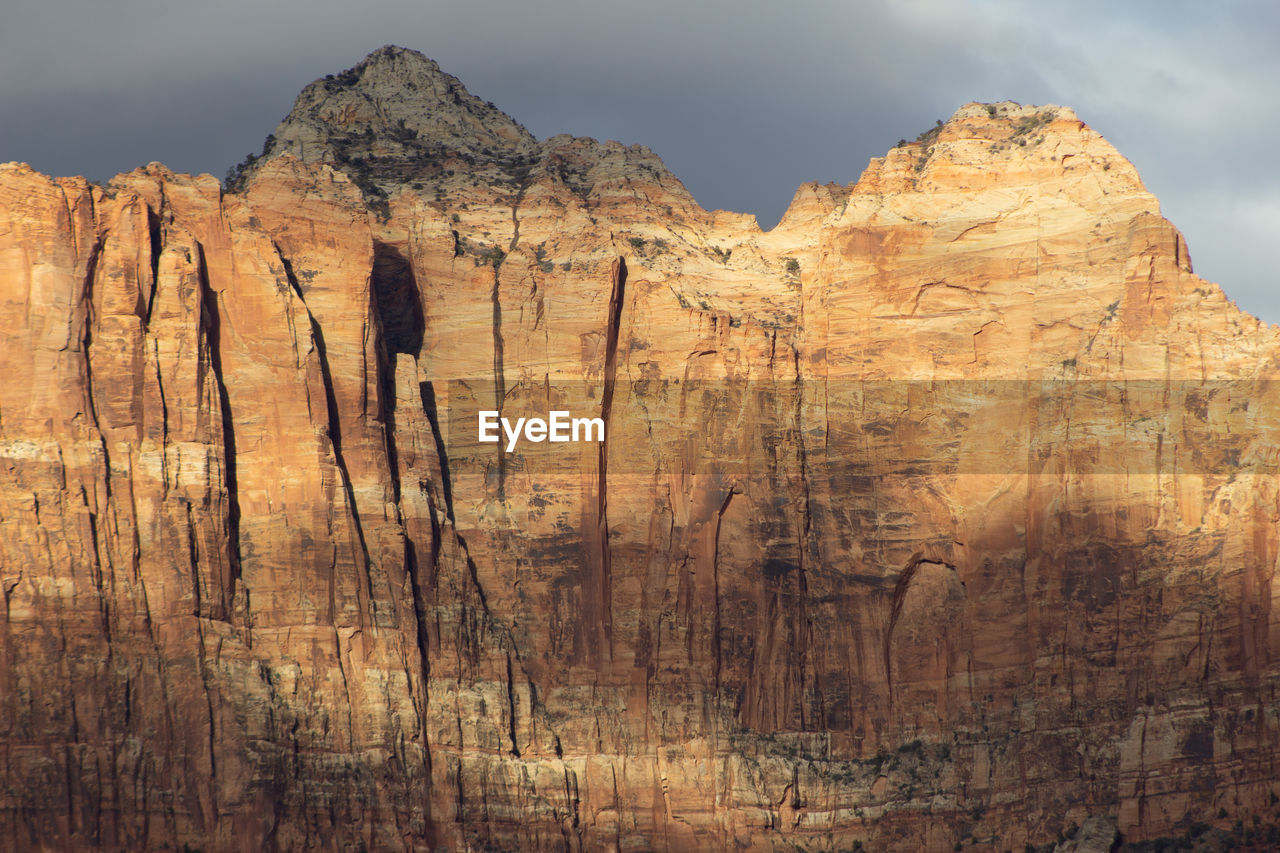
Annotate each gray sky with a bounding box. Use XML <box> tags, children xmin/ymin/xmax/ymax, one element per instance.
<box><xmin>3</xmin><ymin>0</ymin><xmax>1276</xmax><ymax>320</ymax></box>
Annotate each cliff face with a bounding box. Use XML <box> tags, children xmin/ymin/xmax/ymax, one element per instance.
<box><xmin>2</xmin><ymin>46</ymin><xmax>1279</xmax><ymax>852</ymax></box>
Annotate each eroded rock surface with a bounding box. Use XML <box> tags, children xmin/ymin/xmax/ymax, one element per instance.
<box><xmin>2</xmin><ymin>46</ymin><xmax>1279</xmax><ymax>852</ymax></box>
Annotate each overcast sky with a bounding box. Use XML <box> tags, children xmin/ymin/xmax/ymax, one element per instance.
<box><xmin>3</xmin><ymin>1</ymin><xmax>1276</xmax><ymax>320</ymax></box>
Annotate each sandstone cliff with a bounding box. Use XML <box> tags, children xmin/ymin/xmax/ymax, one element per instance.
<box><xmin>2</xmin><ymin>46</ymin><xmax>1278</xmax><ymax>852</ymax></box>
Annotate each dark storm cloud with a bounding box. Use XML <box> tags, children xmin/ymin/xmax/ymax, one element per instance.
<box><xmin>3</xmin><ymin>1</ymin><xmax>1275</xmax><ymax>319</ymax></box>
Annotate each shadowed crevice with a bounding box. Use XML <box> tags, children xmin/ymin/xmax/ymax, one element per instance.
<box><xmin>195</xmin><ymin>242</ymin><xmax>241</xmax><ymax>617</ymax></box>
<box><xmin>581</xmin><ymin>256</ymin><xmax>626</xmax><ymax>668</ymax></box>
<box><xmin>370</xmin><ymin>242</ymin><xmax>423</xmax><ymax>512</ymax></box>
<box><xmin>371</xmin><ymin>242</ymin><xmax>424</xmax><ymax>356</ymax></box>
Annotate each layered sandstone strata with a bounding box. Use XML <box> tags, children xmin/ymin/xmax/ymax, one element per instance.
<box><xmin>1</xmin><ymin>46</ymin><xmax>1278</xmax><ymax>852</ymax></box>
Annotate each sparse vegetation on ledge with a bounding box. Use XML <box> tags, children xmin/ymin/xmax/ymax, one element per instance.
<box><xmin>223</xmin><ymin>134</ymin><xmax>275</xmax><ymax>193</ymax></box>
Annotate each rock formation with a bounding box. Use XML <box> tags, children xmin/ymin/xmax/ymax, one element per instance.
<box><xmin>2</xmin><ymin>45</ymin><xmax>1278</xmax><ymax>851</ymax></box>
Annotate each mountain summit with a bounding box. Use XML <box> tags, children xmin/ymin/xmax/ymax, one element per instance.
<box><xmin>270</xmin><ymin>46</ymin><xmax>534</xmax><ymax>165</ymax></box>
<box><xmin>229</xmin><ymin>45</ymin><xmax>694</xmax><ymax>214</ymax></box>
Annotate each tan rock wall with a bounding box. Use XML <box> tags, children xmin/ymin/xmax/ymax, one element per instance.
<box><xmin>1</xmin><ymin>101</ymin><xmax>1278</xmax><ymax>851</ymax></box>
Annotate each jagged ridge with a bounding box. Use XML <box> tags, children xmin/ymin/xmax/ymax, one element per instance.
<box><xmin>227</xmin><ymin>45</ymin><xmax>696</xmax><ymax>220</ymax></box>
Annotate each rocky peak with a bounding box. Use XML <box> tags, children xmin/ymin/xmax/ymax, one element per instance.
<box><xmin>836</xmin><ymin>100</ymin><xmax>1155</xmax><ymax>236</ymax></box>
<box><xmin>285</xmin><ymin>46</ymin><xmax>532</xmax><ymax>153</ymax></box>
<box><xmin>226</xmin><ymin>46</ymin><xmax>700</xmax><ymax>219</ymax></box>
<box><xmin>892</xmin><ymin>101</ymin><xmax>1145</xmax><ymax>190</ymax></box>
<box><xmin>227</xmin><ymin>46</ymin><xmax>539</xmax><ymax>198</ymax></box>
<box><xmin>280</xmin><ymin>45</ymin><xmax>534</xmax><ymax>156</ymax></box>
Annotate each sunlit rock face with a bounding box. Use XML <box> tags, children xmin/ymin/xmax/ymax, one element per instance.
<box><xmin>2</xmin><ymin>46</ymin><xmax>1279</xmax><ymax>853</ymax></box>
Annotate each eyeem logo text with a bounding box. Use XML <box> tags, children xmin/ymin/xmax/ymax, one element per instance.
<box><xmin>478</xmin><ymin>411</ymin><xmax>605</xmax><ymax>452</ymax></box>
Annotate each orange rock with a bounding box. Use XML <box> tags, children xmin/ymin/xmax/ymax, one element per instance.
<box><xmin>1</xmin><ymin>50</ymin><xmax>1278</xmax><ymax>852</ymax></box>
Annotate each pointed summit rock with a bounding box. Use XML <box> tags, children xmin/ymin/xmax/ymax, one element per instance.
<box><xmin>230</xmin><ymin>45</ymin><xmax>699</xmax><ymax>215</ymax></box>
<box><xmin>270</xmin><ymin>45</ymin><xmax>535</xmax><ymax>164</ymax></box>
